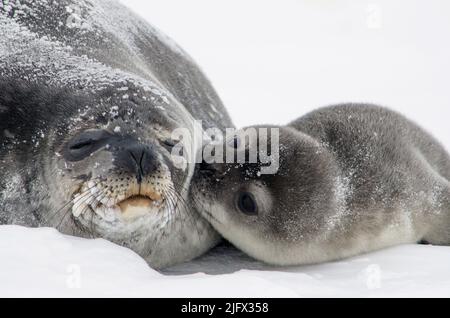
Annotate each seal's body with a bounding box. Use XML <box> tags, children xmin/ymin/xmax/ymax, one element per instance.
<box><xmin>0</xmin><ymin>0</ymin><xmax>232</xmax><ymax>268</ymax></box>
<box><xmin>193</xmin><ymin>104</ymin><xmax>450</xmax><ymax>265</ymax></box>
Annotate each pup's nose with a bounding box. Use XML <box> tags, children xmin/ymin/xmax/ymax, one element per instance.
<box><xmin>115</xmin><ymin>143</ymin><xmax>158</xmax><ymax>183</ymax></box>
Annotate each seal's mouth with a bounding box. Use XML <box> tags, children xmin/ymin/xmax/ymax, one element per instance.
<box><xmin>72</xmin><ymin>183</ymin><xmax>165</xmax><ymax>222</ymax></box>
<box><xmin>117</xmin><ymin>194</ymin><xmax>162</xmax><ymax>219</ymax></box>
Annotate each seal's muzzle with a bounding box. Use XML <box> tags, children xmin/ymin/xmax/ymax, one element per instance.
<box><xmin>63</xmin><ymin>130</ymin><xmax>173</xmax><ymax>222</ymax></box>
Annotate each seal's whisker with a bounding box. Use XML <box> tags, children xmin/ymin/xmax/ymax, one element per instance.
<box><xmin>44</xmin><ymin>179</ymin><xmax>104</xmax><ymax>222</ymax></box>
<box><xmin>162</xmin><ymin>189</ymin><xmax>178</xmax><ymax>239</ymax></box>
<box><xmin>189</xmin><ymin>188</ymin><xmax>222</xmax><ymax>225</ymax></box>
<box><xmin>54</xmin><ymin>195</ymin><xmax>90</xmax><ymax>232</ymax></box>
<box><xmin>75</xmin><ymin>204</ymin><xmax>97</xmax><ymax>239</ymax></box>
<box><xmin>165</xmin><ymin>184</ymin><xmax>203</xmax><ymax>241</ymax></box>
<box><xmin>162</xmin><ymin>188</ymin><xmax>181</xmax><ymax>232</ymax></box>
<box><xmin>89</xmin><ymin>204</ymin><xmax>96</xmax><ymax>239</ymax></box>
<box><xmin>55</xmin><ymin>188</ymin><xmax>107</xmax><ymax>234</ymax></box>
<box><xmin>161</xmin><ymin>187</ymin><xmax>183</xmax><ymax>232</ymax></box>
<box><xmin>44</xmin><ymin>187</ymin><xmax>94</xmax><ymax>226</ymax></box>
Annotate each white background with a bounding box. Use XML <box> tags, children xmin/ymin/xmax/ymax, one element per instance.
<box><xmin>122</xmin><ymin>0</ymin><xmax>450</xmax><ymax>148</ymax></box>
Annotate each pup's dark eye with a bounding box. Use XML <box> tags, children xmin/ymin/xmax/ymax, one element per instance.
<box><xmin>236</xmin><ymin>192</ymin><xmax>258</xmax><ymax>215</ymax></box>
<box><xmin>64</xmin><ymin>129</ymin><xmax>111</xmax><ymax>162</ymax></box>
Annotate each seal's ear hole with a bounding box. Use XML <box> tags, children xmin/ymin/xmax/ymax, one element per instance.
<box><xmin>64</xmin><ymin>129</ymin><xmax>111</xmax><ymax>162</ymax></box>
<box><xmin>236</xmin><ymin>191</ymin><xmax>258</xmax><ymax>215</ymax></box>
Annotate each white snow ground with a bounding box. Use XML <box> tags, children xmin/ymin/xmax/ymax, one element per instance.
<box><xmin>1</xmin><ymin>225</ymin><xmax>450</xmax><ymax>297</ymax></box>
<box><xmin>2</xmin><ymin>0</ymin><xmax>450</xmax><ymax>297</ymax></box>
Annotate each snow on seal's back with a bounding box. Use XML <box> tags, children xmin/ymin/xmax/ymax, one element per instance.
<box><xmin>0</xmin><ymin>0</ymin><xmax>186</xmax><ymax>99</ymax></box>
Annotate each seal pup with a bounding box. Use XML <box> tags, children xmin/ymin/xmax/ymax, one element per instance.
<box><xmin>0</xmin><ymin>0</ymin><xmax>233</xmax><ymax>268</ymax></box>
<box><xmin>192</xmin><ymin>104</ymin><xmax>450</xmax><ymax>266</ymax></box>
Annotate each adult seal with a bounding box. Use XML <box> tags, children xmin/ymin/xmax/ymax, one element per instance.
<box><xmin>193</xmin><ymin>104</ymin><xmax>450</xmax><ymax>265</ymax></box>
<box><xmin>0</xmin><ymin>0</ymin><xmax>233</xmax><ymax>268</ymax></box>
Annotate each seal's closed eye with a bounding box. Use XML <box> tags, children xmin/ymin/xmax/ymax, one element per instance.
<box><xmin>69</xmin><ymin>139</ymin><xmax>94</xmax><ymax>150</ymax></box>
<box><xmin>65</xmin><ymin>129</ymin><xmax>111</xmax><ymax>161</ymax></box>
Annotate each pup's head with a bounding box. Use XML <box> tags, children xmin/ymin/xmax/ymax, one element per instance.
<box><xmin>192</xmin><ymin>126</ymin><xmax>340</xmax><ymax>265</ymax></box>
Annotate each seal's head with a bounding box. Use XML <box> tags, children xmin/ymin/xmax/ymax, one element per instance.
<box><xmin>192</xmin><ymin>126</ymin><xmax>341</xmax><ymax>266</ymax></box>
<box><xmin>0</xmin><ymin>80</ymin><xmax>218</xmax><ymax>269</ymax></box>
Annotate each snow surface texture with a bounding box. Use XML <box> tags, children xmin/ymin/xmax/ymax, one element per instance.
<box><xmin>1</xmin><ymin>225</ymin><xmax>450</xmax><ymax>297</ymax></box>
<box><xmin>2</xmin><ymin>0</ymin><xmax>450</xmax><ymax>297</ymax></box>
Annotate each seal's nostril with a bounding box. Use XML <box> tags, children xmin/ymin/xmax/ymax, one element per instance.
<box><xmin>128</xmin><ymin>150</ymin><xmax>143</xmax><ymax>183</ymax></box>
<box><xmin>115</xmin><ymin>143</ymin><xmax>158</xmax><ymax>183</ymax></box>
